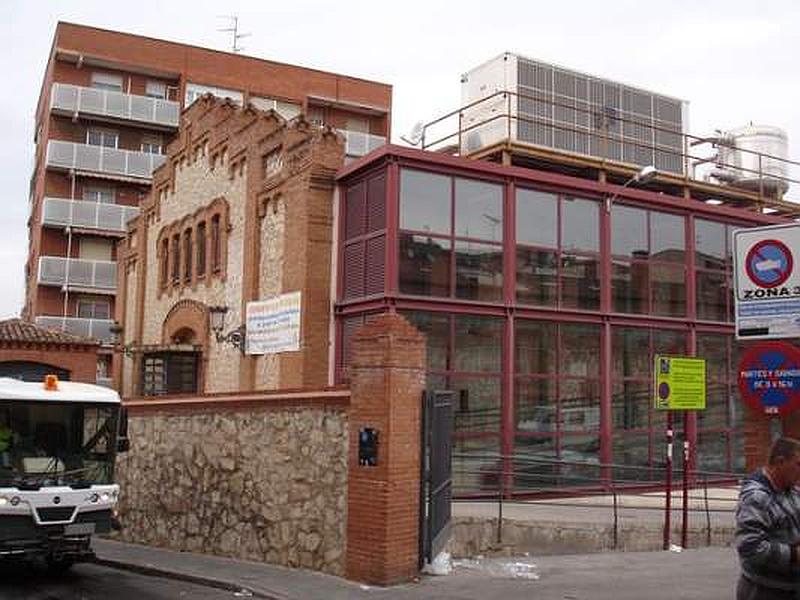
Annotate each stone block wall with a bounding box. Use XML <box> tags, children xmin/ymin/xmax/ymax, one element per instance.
<box><xmin>114</xmin><ymin>389</ymin><xmax>350</xmax><ymax>574</ymax></box>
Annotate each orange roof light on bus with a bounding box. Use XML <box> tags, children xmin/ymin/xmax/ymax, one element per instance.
<box><xmin>44</xmin><ymin>374</ymin><xmax>59</xmax><ymax>391</ymax></box>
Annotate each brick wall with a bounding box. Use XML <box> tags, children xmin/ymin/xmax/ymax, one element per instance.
<box><xmin>346</xmin><ymin>313</ymin><xmax>426</xmax><ymax>585</ymax></box>
<box><xmin>0</xmin><ymin>343</ymin><xmax>98</xmax><ymax>383</ymax></box>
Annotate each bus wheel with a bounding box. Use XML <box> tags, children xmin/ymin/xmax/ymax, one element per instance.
<box><xmin>45</xmin><ymin>556</ymin><xmax>75</xmax><ymax>574</ymax></box>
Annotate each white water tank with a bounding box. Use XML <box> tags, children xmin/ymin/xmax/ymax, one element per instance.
<box><xmin>713</xmin><ymin>124</ymin><xmax>789</xmax><ymax>195</ymax></box>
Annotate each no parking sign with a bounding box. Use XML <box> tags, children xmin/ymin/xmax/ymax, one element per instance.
<box><xmin>738</xmin><ymin>341</ymin><xmax>800</xmax><ymax>415</ymax></box>
<box><xmin>734</xmin><ymin>224</ymin><xmax>800</xmax><ymax>340</ymax></box>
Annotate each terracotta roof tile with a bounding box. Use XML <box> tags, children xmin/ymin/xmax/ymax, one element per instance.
<box><xmin>0</xmin><ymin>318</ymin><xmax>100</xmax><ymax>346</ymax></box>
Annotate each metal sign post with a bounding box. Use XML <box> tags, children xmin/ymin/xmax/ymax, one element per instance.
<box><xmin>682</xmin><ymin>413</ymin><xmax>689</xmax><ymax>549</ymax></box>
<box><xmin>655</xmin><ymin>355</ymin><xmax>706</xmax><ymax>550</ymax></box>
<box><xmin>663</xmin><ymin>412</ymin><xmax>673</xmax><ymax>551</ymax></box>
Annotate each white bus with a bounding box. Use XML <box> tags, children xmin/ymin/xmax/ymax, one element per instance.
<box><xmin>0</xmin><ymin>376</ymin><xmax>128</xmax><ymax>570</ymax></box>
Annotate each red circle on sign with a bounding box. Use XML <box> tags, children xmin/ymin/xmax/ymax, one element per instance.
<box><xmin>745</xmin><ymin>239</ymin><xmax>793</xmax><ymax>289</ymax></box>
<box><xmin>738</xmin><ymin>341</ymin><xmax>800</xmax><ymax>416</ymax></box>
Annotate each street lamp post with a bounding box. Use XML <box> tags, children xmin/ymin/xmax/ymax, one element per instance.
<box><xmin>604</xmin><ymin>165</ymin><xmax>658</xmax><ymax>213</ymax></box>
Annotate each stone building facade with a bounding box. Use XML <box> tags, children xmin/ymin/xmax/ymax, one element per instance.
<box><xmin>117</xmin><ymin>95</ymin><xmax>344</xmax><ymax>396</ymax></box>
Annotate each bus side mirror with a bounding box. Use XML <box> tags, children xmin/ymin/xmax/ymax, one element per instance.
<box><xmin>117</xmin><ymin>408</ymin><xmax>130</xmax><ymax>453</ymax></box>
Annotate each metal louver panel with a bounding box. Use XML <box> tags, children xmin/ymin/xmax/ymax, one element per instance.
<box><xmin>512</xmin><ymin>56</ymin><xmax>685</xmax><ymax>174</ymax></box>
<box><xmin>343</xmin><ymin>244</ymin><xmax>365</xmax><ymax>299</ymax></box>
<box><xmin>345</xmin><ymin>183</ymin><xmax>365</xmax><ymax>240</ymax></box>
<box><xmin>365</xmin><ymin>236</ymin><xmax>386</xmax><ymax>296</ymax></box>
<box><xmin>366</xmin><ymin>174</ymin><xmax>386</xmax><ymax>232</ymax></box>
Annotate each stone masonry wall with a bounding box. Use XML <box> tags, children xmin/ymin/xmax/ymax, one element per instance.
<box><xmin>255</xmin><ymin>193</ymin><xmax>286</xmax><ymax>389</ymax></box>
<box><xmin>141</xmin><ymin>145</ymin><xmax>248</xmax><ymax>393</ymax></box>
<box><xmin>115</xmin><ymin>396</ymin><xmax>349</xmax><ymax>574</ymax></box>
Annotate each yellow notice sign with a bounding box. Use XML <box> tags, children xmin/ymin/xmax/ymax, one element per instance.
<box><xmin>654</xmin><ymin>355</ymin><xmax>706</xmax><ymax>411</ymax></box>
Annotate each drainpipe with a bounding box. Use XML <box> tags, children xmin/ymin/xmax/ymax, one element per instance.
<box><xmin>62</xmin><ymin>169</ymin><xmax>77</xmax><ymax>326</ymax></box>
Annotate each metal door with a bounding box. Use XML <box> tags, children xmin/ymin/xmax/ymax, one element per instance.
<box><xmin>419</xmin><ymin>390</ymin><xmax>454</xmax><ymax>567</ymax></box>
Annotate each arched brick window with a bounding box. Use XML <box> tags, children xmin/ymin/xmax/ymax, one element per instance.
<box><xmin>171</xmin><ymin>234</ymin><xmax>180</xmax><ymax>284</ymax></box>
<box><xmin>211</xmin><ymin>214</ymin><xmax>221</xmax><ymax>273</ymax></box>
<box><xmin>196</xmin><ymin>221</ymin><xmax>207</xmax><ymax>277</ymax></box>
<box><xmin>183</xmin><ymin>228</ymin><xmax>192</xmax><ymax>283</ymax></box>
<box><xmin>159</xmin><ymin>237</ymin><xmax>169</xmax><ymax>289</ymax></box>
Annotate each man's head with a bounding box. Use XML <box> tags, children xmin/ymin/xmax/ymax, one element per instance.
<box><xmin>767</xmin><ymin>437</ymin><xmax>800</xmax><ymax>490</ymax></box>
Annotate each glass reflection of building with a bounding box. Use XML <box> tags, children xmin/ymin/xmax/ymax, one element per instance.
<box><xmin>336</xmin><ymin>150</ymin><xmax>759</xmax><ymax>495</ymax></box>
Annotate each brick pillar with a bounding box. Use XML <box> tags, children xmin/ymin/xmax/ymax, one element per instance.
<box><xmin>743</xmin><ymin>407</ymin><xmax>771</xmax><ymax>472</ymax></box>
<box><xmin>346</xmin><ymin>314</ymin><xmax>425</xmax><ymax>585</ymax></box>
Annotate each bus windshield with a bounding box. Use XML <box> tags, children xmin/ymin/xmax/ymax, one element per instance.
<box><xmin>0</xmin><ymin>400</ymin><xmax>119</xmax><ymax>488</ymax></box>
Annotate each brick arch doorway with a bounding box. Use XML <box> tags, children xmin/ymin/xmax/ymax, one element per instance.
<box><xmin>150</xmin><ymin>299</ymin><xmax>210</xmax><ymax>395</ymax></box>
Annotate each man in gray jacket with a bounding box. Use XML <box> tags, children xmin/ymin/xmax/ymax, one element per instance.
<box><xmin>736</xmin><ymin>436</ymin><xmax>800</xmax><ymax>599</ymax></box>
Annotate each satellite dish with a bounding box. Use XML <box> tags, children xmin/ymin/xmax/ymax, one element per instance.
<box><xmin>400</xmin><ymin>121</ymin><xmax>425</xmax><ymax>147</ymax></box>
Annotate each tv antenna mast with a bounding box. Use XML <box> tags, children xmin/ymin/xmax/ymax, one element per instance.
<box><xmin>218</xmin><ymin>15</ymin><xmax>251</xmax><ymax>53</ymax></box>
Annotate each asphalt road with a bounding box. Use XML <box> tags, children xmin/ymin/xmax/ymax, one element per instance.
<box><xmin>0</xmin><ymin>560</ymin><xmax>244</xmax><ymax>600</ymax></box>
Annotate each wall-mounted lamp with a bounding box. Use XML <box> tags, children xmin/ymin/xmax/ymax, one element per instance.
<box><xmin>604</xmin><ymin>165</ymin><xmax>657</xmax><ymax>213</ymax></box>
<box><xmin>208</xmin><ymin>305</ymin><xmax>246</xmax><ymax>354</ymax></box>
<box><xmin>109</xmin><ymin>322</ymin><xmax>136</xmax><ymax>357</ymax></box>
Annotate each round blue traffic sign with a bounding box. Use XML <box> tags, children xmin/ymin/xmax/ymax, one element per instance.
<box><xmin>738</xmin><ymin>342</ymin><xmax>800</xmax><ymax>415</ymax></box>
<box><xmin>745</xmin><ymin>239</ymin><xmax>793</xmax><ymax>289</ymax></box>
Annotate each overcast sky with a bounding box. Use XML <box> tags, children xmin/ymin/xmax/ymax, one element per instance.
<box><xmin>2</xmin><ymin>0</ymin><xmax>799</xmax><ymax>319</ymax></box>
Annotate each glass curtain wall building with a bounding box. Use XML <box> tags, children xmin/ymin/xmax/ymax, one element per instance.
<box><xmin>336</xmin><ymin>147</ymin><xmax>767</xmax><ymax>495</ymax></box>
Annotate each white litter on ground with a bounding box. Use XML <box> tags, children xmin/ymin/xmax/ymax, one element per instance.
<box><xmin>452</xmin><ymin>556</ymin><xmax>539</xmax><ymax>580</ymax></box>
<box><xmin>669</xmin><ymin>544</ymin><xmax>683</xmax><ymax>553</ymax></box>
<box><xmin>422</xmin><ymin>551</ymin><xmax>453</xmax><ymax>575</ymax></box>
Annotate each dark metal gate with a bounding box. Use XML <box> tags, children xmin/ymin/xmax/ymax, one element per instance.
<box><xmin>419</xmin><ymin>390</ymin><xmax>454</xmax><ymax>567</ymax></box>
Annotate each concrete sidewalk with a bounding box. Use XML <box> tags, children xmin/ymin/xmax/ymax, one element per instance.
<box><xmin>92</xmin><ymin>538</ymin><xmax>740</xmax><ymax>600</ymax></box>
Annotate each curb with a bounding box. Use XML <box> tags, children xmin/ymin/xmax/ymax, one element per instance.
<box><xmin>92</xmin><ymin>556</ymin><xmax>284</xmax><ymax>600</ymax></box>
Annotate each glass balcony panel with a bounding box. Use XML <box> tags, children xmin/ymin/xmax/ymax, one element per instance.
<box><xmin>52</xmin><ymin>84</ymin><xmax>78</xmax><ymax>110</ymax></box>
<box><xmin>38</xmin><ymin>257</ymin><xmax>67</xmax><ymax>284</ymax></box>
<box><xmin>91</xmin><ymin>319</ymin><xmax>114</xmax><ymax>342</ymax></box>
<box><xmin>340</xmin><ymin>130</ymin><xmax>386</xmax><ymax>157</ymax></box>
<box><xmin>101</xmin><ymin>147</ymin><xmax>127</xmax><ymax>175</ymax></box>
<box><xmin>42</xmin><ymin>199</ymin><xmax>70</xmax><ymax>227</ymax></box>
<box><xmin>47</xmin><ymin>141</ymin><xmax>75</xmax><ymax>169</ymax></box>
<box><xmin>96</xmin><ymin>203</ymin><xmax>120</xmax><ymax>230</ymax></box>
<box><xmin>93</xmin><ymin>261</ymin><xmax>117</xmax><ymax>289</ymax></box>
<box><xmin>38</xmin><ymin>257</ymin><xmax>116</xmax><ymax>291</ymax></box>
<box><xmin>130</xmin><ymin>95</ymin><xmax>153</xmax><ymax>122</ymax></box>
<box><xmin>127</xmin><ymin>152</ymin><xmax>151</xmax><ymax>179</ymax></box>
<box><xmin>34</xmin><ymin>316</ymin><xmax>115</xmax><ymax>344</ymax></box>
<box><xmin>51</xmin><ymin>83</ymin><xmax>179</xmax><ymax>127</ymax></box>
<box><xmin>155</xmin><ymin>100</ymin><xmax>180</xmax><ymax>125</ymax></box>
<box><xmin>105</xmin><ymin>91</ymin><xmax>128</xmax><ymax>119</ymax></box>
<box><xmin>66</xmin><ymin>260</ymin><xmax>94</xmax><ymax>287</ymax></box>
<box><xmin>80</xmin><ymin>88</ymin><xmax>105</xmax><ymax>114</ymax></box>
<box><xmin>74</xmin><ymin>143</ymin><xmax>102</xmax><ymax>171</ymax></box>
<box><xmin>72</xmin><ymin>201</ymin><xmax>97</xmax><ymax>228</ymax></box>
<box><xmin>47</xmin><ymin>140</ymin><xmax>163</xmax><ymax>180</ymax></box>
<box><xmin>42</xmin><ymin>198</ymin><xmax>139</xmax><ymax>233</ymax></box>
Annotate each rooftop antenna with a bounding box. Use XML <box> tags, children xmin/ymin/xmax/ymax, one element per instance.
<box><xmin>218</xmin><ymin>15</ymin><xmax>251</xmax><ymax>53</ymax></box>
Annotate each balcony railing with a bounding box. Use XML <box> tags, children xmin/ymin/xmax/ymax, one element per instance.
<box><xmin>37</xmin><ymin>256</ymin><xmax>117</xmax><ymax>292</ymax></box>
<box><xmin>42</xmin><ymin>197</ymin><xmax>139</xmax><ymax>233</ymax></box>
<box><xmin>51</xmin><ymin>82</ymin><xmax>180</xmax><ymax>128</ymax></box>
<box><xmin>341</xmin><ymin>130</ymin><xmax>386</xmax><ymax>158</ymax></box>
<box><xmin>46</xmin><ymin>140</ymin><xmax>167</xmax><ymax>180</ymax></box>
<box><xmin>34</xmin><ymin>315</ymin><xmax>115</xmax><ymax>344</ymax></box>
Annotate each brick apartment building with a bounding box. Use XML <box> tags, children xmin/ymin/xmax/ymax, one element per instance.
<box><xmin>25</xmin><ymin>22</ymin><xmax>391</xmax><ymax>385</ymax></box>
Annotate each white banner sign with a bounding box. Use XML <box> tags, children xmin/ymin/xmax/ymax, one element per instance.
<box><xmin>733</xmin><ymin>223</ymin><xmax>800</xmax><ymax>340</ymax></box>
<box><xmin>246</xmin><ymin>291</ymin><xmax>301</xmax><ymax>355</ymax></box>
